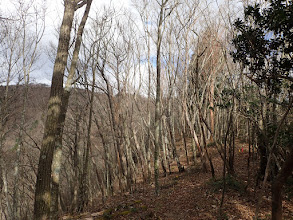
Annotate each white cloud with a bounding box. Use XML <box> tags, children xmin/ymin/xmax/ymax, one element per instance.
<box><xmin>1</xmin><ymin>0</ymin><xmax>133</xmax><ymax>86</ymax></box>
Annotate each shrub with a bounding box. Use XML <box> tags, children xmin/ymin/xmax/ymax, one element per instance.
<box><xmin>208</xmin><ymin>175</ymin><xmax>245</xmax><ymax>193</ymax></box>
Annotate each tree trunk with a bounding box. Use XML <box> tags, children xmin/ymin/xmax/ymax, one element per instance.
<box><xmin>77</xmin><ymin>66</ymin><xmax>95</xmax><ymax>213</ymax></box>
<box><xmin>161</xmin><ymin>118</ymin><xmax>169</xmax><ymax>175</ymax></box>
<box><xmin>51</xmin><ymin>1</ymin><xmax>92</xmax><ymax>216</ymax></box>
<box><xmin>200</xmin><ymin>121</ymin><xmax>215</xmax><ymax>179</ymax></box>
<box><xmin>272</xmin><ymin>148</ymin><xmax>293</xmax><ymax>220</ymax></box>
<box><xmin>13</xmin><ymin>75</ymin><xmax>29</xmax><ymax>220</ymax></box>
<box><xmin>101</xmin><ymin>72</ymin><xmax>126</xmax><ymax>182</ymax></box>
<box><xmin>93</xmin><ymin>112</ymin><xmax>114</xmax><ymax>197</ymax></box>
<box><xmin>34</xmin><ymin>3</ymin><xmax>75</xmax><ymax>219</ymax></box>
<box><xmin>154</xmin><ymin>0</ymin><xmax>167</xmax><ymax>196</ymax></box>
<box><xmin>71</xmin><ymin>112</ymin><xmax>81</xmax><ymax>213</ymax></box>
<box><xmin>1</xmin><ymin>160</ymin><xmax>11</xmax><ymax>219</ymax></box>
<box><xmin>182</xmin><ymin>129</ymin><xmax>189</xmax><ymax>165</ymax></box>
<box><xmin>34</xmin><ymin>1</ymin><xmax>92</xmax><ymax>219</ymax></box>
<box><xmin>167</xmin><ymin>101</ymin><xmax>184</xmax><ymax>172</ymax></box>
<box><xmin>209</xmin><ymin>77</ymin><xmax>215</xmax><ymax>142</ymax></box>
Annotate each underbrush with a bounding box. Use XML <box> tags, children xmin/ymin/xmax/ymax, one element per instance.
<box><xmin>100</xmin><ymin>200</ymin><xmax>148</xmax><ymax>220</ymax></box>
<box><xmin>208</xmin><ymin>175</ymin><xmax>245</xmax><ymax>194</ymax></box>
<box><xmin>217</xmin><ymin>210</ymin><xmax>229</xmax><ymax>220</ymax></box>
<box><xmin>285</xmin><ymin>176</ymin><xmax>293</xmax><ymax>201</ymax></box>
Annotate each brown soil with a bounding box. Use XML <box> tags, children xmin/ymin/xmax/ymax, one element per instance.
<box><xmin>63</xmin><ymin>142</ymin><xmax>293</xmax><ymax>220</ymax></box>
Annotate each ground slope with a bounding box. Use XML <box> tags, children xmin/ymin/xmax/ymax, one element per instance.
<box><xmin>63</xmin><ymin>143</ymin><xmax>293</xmax><ymax>220</ymax></box>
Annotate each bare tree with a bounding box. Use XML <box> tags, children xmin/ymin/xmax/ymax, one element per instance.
<box><xmin>34</xmin><ymin>1</ymin><xmax>92</xmax><ymax>219</ymax></box>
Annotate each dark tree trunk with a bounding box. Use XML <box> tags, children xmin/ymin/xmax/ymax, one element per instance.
<box><xmin>272</xmin><ymin>148</ymin><xmax>293</xmax><ymax>220</ymax></box>
<box><xmin>257</xmin><ymin>131</ymin><xmax>267</xmax><ymax>183</ymax></box>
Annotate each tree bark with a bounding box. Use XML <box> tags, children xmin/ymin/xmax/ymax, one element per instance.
<box><xmin>77</xmin><ymin>64</ymin><xmax>95</xmax><ymax>213</ymax></box>
<box><xmin>50</xmin><ymin>2</ymin><xmax>93</xmax><ymax>216</ymax></box>
<box><xmin>154</xmin><ymin>0</ymin><xmax>171</xmax><ymax>195</ymax></box>
<box><xmin>34</xmin><ymin>1</ymin><xmax>92</xmax><ymax>219</ymax></box>
<box><xmin>167</xmin><ymin>101</ymin><xmax>184</xmax><ymax>172</ymax></box>
<box><xmin>272</xmin><ymin>148</ymin><xmax>293</xmax><ymax>220</ymax></box>
<box><xmin>34</xmin><ymin>3</ymin><xmax>75</xmax><ymax>219</ymax></box>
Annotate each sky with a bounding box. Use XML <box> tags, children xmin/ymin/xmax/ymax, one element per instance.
<box><xmin>0</xmin><ymin>0</ymin><xmax>133</xmax><ymax>85</ymax></box>
<box><xmin>42</xmin><ymin>0</ymin><xmax>133</xmax><ymax>84</ymax></box>
<box><xmin>0</xmin><ymin>0</ymin><xmax>244</xmax><ymax>86</ymax></box>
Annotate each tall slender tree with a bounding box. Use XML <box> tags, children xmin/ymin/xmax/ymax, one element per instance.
<box><xmin>34</xmin><ymin>1</ymin><xmax>92</xmax><ymax>219</ymax></box>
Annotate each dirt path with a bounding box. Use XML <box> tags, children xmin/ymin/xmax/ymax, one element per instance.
<box><xmin>63</xmin><ymin>143</ymin><xmax>293</xmax><ymax>220</ymax></box>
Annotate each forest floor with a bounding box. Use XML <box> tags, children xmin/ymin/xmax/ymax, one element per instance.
<box><xmin>63</xmin><ymin>141</ymin><xmax>293</xmax><ymax>220</ymax></box>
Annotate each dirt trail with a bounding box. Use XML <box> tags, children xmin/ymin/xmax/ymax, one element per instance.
<box><xmin>63</xmin><ymin>143</ymin><xmax>293</xmax><ymax>220</ymax></box>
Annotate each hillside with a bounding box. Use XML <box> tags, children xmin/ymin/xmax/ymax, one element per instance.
<box><xmin>63</xmin><ymin>142</ymin><xmax>293</xmax><ymax>220</ymax></box>
<box><xmin>1</xmin><ymin>0</ymin><xmax>293</xmax><ymax>219</ymax></box>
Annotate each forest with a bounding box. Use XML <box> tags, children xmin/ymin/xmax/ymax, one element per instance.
<box><xmin>0</xmin><ymin>0</ymin><xmax>292</xmax><ymax>219</ymax></box>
